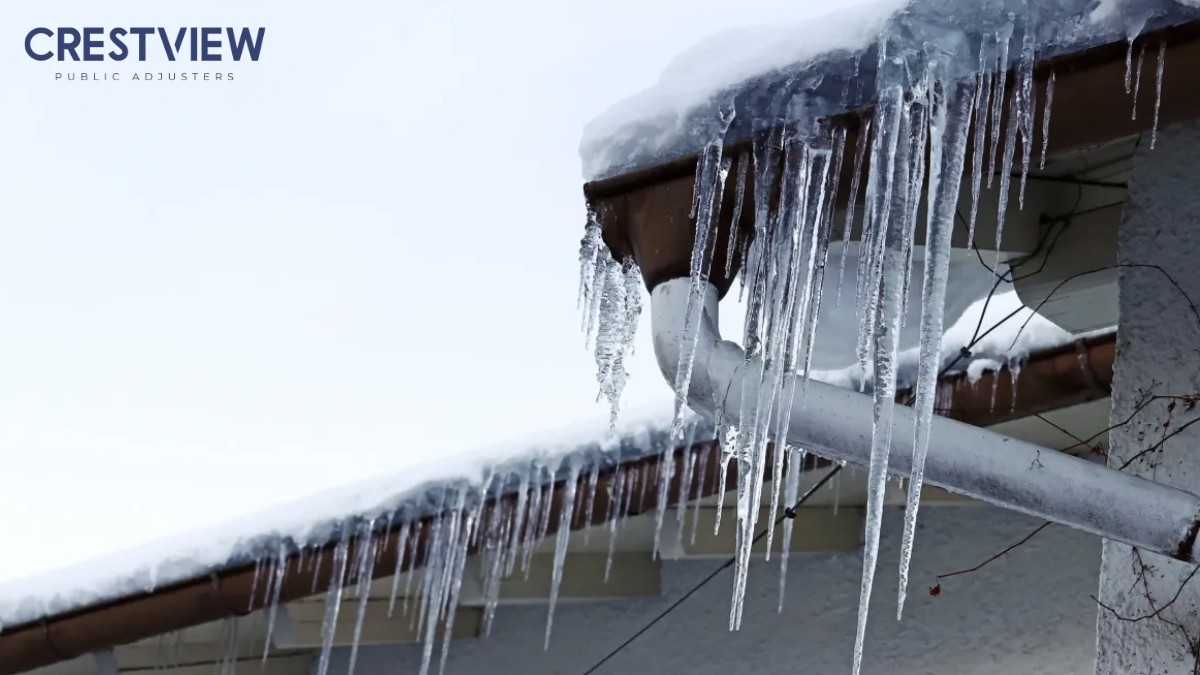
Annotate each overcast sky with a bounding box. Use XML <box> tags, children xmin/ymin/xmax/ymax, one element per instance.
<box><xmin>0</xmin><ymin>0</ymin><xmax>922</xmax><ymax>583</ymax></box>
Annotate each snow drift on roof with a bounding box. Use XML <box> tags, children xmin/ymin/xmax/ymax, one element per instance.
<box><xmin>0</xmin><ymin>401</ymin><xmax>695</xmax><ymax>630</ymax></box>
<box><xmin>580</xmin><ymin>0</ymin><xmax>1200</xmax><ymax>180</ymax></box>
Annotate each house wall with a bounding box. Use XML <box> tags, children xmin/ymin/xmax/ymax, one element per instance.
<box><xmin>335</xmin><ymin>504</ymin><xmax>1099</xmax><ymax>675</ymax></box>
<box><xmin>1096</xmin><ymin>121</ymin><xmax>1200</xmax><ymax>674</ymax></box>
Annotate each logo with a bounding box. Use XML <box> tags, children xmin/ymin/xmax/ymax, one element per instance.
<box><xmin>25</xmin><ymin>27</ymin><xmax>266</xmax><ymax>82</ymax></box>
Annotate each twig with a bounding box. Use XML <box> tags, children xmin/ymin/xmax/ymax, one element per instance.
<box><xmin>931</xmin><ymin>522</ymin><xmax>1052</xmax><ymax>593</ymax></box>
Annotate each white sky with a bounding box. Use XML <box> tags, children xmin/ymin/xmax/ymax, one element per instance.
<box><xmin>0</xmin><ymin>0</ymin><xmax>904</xmax><ymax>583</ymax></box>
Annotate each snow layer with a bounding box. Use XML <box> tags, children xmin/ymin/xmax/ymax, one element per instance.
<box><xmin>810</xmin><ymin>289</ymin><xmax>1087</xmax><ymax>391</ymax></box>
<box><xmin>581</xmin><ymin>0</ymin><xmax>1200</xmax><ymax>180</ymax></box>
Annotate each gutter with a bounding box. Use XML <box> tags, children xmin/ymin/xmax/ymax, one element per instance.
<box><xmin>0</xmin><ymin>333</ymin><xmax>1118</xmax><ymax>675</ymax></box>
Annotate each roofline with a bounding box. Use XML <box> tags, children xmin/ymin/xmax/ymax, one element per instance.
<box><xmin>582</xmin><ymin>18</ymin><xmax>1200</xmax><ymax>203</ymax></box>
<box><xmin>0</xmin><ymin>332</ymin><xmax>1117</xmax><ymax>675</ymax></box>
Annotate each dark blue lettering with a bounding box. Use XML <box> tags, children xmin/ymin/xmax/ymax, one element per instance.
<box><xmin>57</xmin><ymin>28</ymin><xmax>81</xmax><ymax>61</ymax></box>
<box><xmin>129</xmin><ymin>27</ymin><xmax>153</xmax><ymax>61</ymax></box>
<box><xmin>157</xmin><ymin>27</ymin><xmax>187</xmax><ymax>61</ymax></box>
<box><xmin>108</xmin><ymin>28</ymin><xmax>128</xmax><ymax>60</ymax></box>
<box><xmin>201</xmin><ymin>27</ymin><xmax>221</xmax><ymax>61</ymax></box>
<box><xmin>82</xmin><ymin>27</ymin><xmax>103</xmax><ymax>61</ymax></box>
<box><xmin>226</xmin><ymin>27</ymin><xmax>264</xmax><ymax>61</ymax></box>
<box><xmin>25</xmin><ymin>27</ymin><xmax>53</xmax><ymax>61</ymax></box>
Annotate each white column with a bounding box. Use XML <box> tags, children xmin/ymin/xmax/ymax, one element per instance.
<box><xmin>1096</xmin><ymin>121</ymin><xmax>1200</xmax><ymax>673</ymax></box>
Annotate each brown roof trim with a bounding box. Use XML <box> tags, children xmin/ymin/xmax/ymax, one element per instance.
<box><xmin>0</xmin><ymin>332</ymin><xmax>1116</xmax><ymax>675</ymax></box>
<box><xmin>927</xmin><ymin>332</ymin><xmax>1115</xmax><ymax>429</ymax></box>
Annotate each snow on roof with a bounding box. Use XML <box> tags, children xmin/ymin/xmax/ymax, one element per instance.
<box><xmin>0</xmin><ymin>290</ymin><xmax>1080</xmax><ymax>630</ymax></box>
<box><xmin>581</xmin><ymin>0</ymin><xmax>1200</xmax><ymax>180</ymax></box>
<box><xmin>0</xmin><ymin>401</ymin><xmax>700</xmax><ymax>630</ymax></box>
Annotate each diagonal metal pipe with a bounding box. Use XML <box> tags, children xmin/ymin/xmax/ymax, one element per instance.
<box><xmin>651</xmin><ymin>277</ymin><xmax>1200</xmax><ymax>563</ymax></box>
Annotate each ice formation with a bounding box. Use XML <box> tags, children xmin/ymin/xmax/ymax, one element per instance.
<box><xmin>578</xmin><ymin>0</ymin><xmax>1193</xmax><ymax>672</ymax></box>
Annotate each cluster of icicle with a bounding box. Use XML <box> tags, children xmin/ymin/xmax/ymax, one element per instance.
<box><xmin>579</xmin><ymin>213</ymin><xmax>644</xmax><ymax>430</ymax></box>
<box><xmin>194</xmin><ymin>422</ymin><xmax>719</xmax><ymax>675</ymax></box>
<box><xmin>582</xmin><ymin>16</ymin><xmax>1169</xmax><ymax>675</ymax></box>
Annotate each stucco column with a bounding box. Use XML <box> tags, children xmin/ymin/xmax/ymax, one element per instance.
<box><xmin>1096</xmin><ymin>121</ymin><xmax>1200</xmax><ymax>673</ymax></box>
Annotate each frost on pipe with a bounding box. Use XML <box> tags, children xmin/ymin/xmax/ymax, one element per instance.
<box><xmin>577</xmin><ymin>1</ymin><xmax>1199</xmax><ymax>672</ymax></box>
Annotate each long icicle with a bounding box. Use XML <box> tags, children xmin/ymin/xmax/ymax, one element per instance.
<box><xmin>671</xmin><ymin>109</ymin><xmax>736</xmax><ymax>437</ymax></box>
<box><xmin>898</xmin><ymin>70</ymin><xmax>976</xmax><ymax>620</ymax></box>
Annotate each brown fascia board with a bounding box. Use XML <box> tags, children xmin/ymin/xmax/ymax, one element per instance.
<box><xmin>0</xmin><ymin>333</ymin><xmax>1117</xmax><ymax>675</ymax></box>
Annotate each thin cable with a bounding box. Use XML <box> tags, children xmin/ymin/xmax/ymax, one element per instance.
<box><xmin>580</xmin><ymin>464</ymin><xmax>844</xmax><ymax>675</ymax></box>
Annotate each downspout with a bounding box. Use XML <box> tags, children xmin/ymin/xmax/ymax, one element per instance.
<box><xmin>651</xmin><ymin>277</ymin><xmax>1200</xmax><ymax>563</ymax></box>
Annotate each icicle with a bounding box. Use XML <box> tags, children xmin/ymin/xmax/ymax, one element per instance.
<box><xmin>990</xmin><ymin>369</ymin><xmax>1002</xmax><ymax>411</ymax></box>
<box><xmin>1132</xmin><ymin>42</ymin><xmax>1146</xmax><ymax>120</ymax></box>
<box><xmin>545</xmin><ymin>463</ymin><xmax>580</xmax><ymax>648</ymax></box>
<box><xmin>505</xmin><ymin>470</ymin><xmax>530</xmax><ymax>577</ymax></box>
<box><xmin>388</xmin><ymin>521</ymin><xmax>412</xmax><ymax>617</ymax></box>
<box><xmin>1009</xmin><ymin>358</ymin><xmax>1023</xmax><ymax>413</ymax></box>
<box><xmin>1152</xmin><ymin>40</ymin><xmax>1166</xmax><ymax>149</ymax></box>
<box><xmin>261</xmin><ymin>543</ymin><xmax>289</xmax><ymax>662</ymax></box>
<box><xmin>675</xmin><ymin>442</ymin><xmax>699</xmax><ymax>554</ymax></box>
<box><xmin>578</xmin><ymin>211</ymin><xmax>604</xmax><ymax>339</ymax></box>
<box><xmin>437</xmin><ymin>492</ymin><xmax>474</xmax><ymax>675</ymax></box>
<box><xmin>652</xmin><ymin>445</ymin><xmax>677</xmax><ymax>559</ymax></box>
<box><xmin>604</xmin><ymin>466</ymin><xmax>625</xmax><ymax>582</ymax></box>
<box><xmin>582</xmin><ymin>463</ymin><xmax>601</xmax><ymax>545</ymax></box>
<box><xmin>1039</xmin><ymin>72</ymin><xmax>1055</xmax><ymax>170</ymax></box>
<box><xmin>852</xmin><ymin>62</ymin><xmax>917</xmax><ymax>675</ymax></box>
<box><xmin>777</xmin><ymin>448</ymin><xmax>805</xmax><ymax>612</ymax></box>
<box><xmin>691</xmin><ymin>442</ymin><xmax>712</xmax><ymax>545</ymax></box>
<box><xmin>725</xmin><ymin>153</ymin><xmax>750</xmax><ymax>277</ymax></box>
<box><xmin>310</xmin><ymin>544</ymin><xmax>324</xmax><ymax>594</ymax></box>
<box><xmin>481</xmin><ymin>504</ymin><xmax>510</xmax><ymax>636</ymax></box>
<box><xmin>671</xmin><ymin>108</ymin><xmax>736</xmax><ymax>437</ymax></box>
<box><xmin>635</xmin><ymin>461</ymin><xmax>651</xmax><ymax>514</ymax></box>
<box><xmin>967</xmin><ymin>51</ymin><xmax>993</xmax><ymax>248</ymax></box>
<box><xmin>346</xmin><ymin>522</ymin><xmax>377</xmax><ymax>675</ymax></box>
<box><xmin>993</xmin><ymin>23</ymin><xmax>1033</xmax><ymax>262</ymax></box>
<box><xmin>837</xmin><ymin>119</ymin><xmax>871</xmax><ymax>307</ymax></box>
<box><xmin>247</xmin><ymin>559</ymin><xmax>265</xmax><ymax>612</ymax></box>
<box><xmin>986</xmin><ymin>19</ymin><xmax>1015</xmax><ymax>189</ymax></box>
<box><xmin>594</xmin><ymin>251</ymin><xmax>643</xmax><ymax>430</ymax></box>
<box><xmin>713</xmin><ymin>427</ymin><xmax>734</xmax><ymax>536</ymax></box>
<box><xmin>403</xmin><ymin>522</ymin><xmax>421</xmax><ymax>616</ymax></box>
<box><xmin>314</xmin><ymin>523</ymin><xmax>353</xmax><ymax>675</ymax></box>
<box><xmin>898</xmin><ymin>71</ymin><xmax>975</xmax><ymax>620</ymax></box>
<box><xmin>1015</xmin><ymin>28</ymin><xmax>1036</xmax><ymax>211</ymax></box>
<box><xmin>1124</xmin><ymin>38</ymin><xmax>1135</xmax><ymax>94</ymax></box>
<box><xmin>899</xmin><ymin>94</ymin><xmax>929</xmax><ymax>326</ymax></box>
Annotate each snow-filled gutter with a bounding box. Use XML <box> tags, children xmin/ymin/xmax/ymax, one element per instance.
<box><xmin>0</xmin><ymin>333</ymin><xmax>1117</xmax><ymax>675</ymax></box>
<box><xmin>651</xmin><ymin>278</ymin><xmax>1200</xmax><ymax>562</ymax></box>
